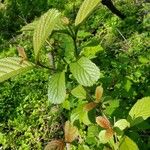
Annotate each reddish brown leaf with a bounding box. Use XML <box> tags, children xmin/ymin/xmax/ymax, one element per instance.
<box><xmin>17</xmin><ymin>47</ymin><xmax>27</xmax><ymax>60</ymax></box>
<box><xmin>84</xmin><ymin>102</ymin><xmax>97</xmax><ymax>111</ymax></box>
<box><xmin>96</xmin><ymin>116</ymin><xmax>111</xmax><ymax>129</ymax></box>
<box><xmin>44</xmin><ymin>140</ymin><xmax>65</xmax><ymax>150</ymax></box>
<box><xmin>105</xmin><ymin>128</ymin><xmax>114</xmax><ymax>139</ymax></box>
<box><xmin>64</xmin><ymin>121</ymin><xmax>78</xmax><ymax>143</ymax></box>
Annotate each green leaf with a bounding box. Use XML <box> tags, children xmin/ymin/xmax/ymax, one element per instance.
<box><xmin>21</xmin><ymin>17</ymin><xmax>66</xmax><ymax>32</ymax></box>
<box><xmin>78</xmin><ymin>145</ymin><xmax>90</xmax><ymax>150</ymax></box>
<box><xmin>81</xmin><ymin>45</ymin><xmax>103</xmax><ymax>59</ymax></box>
<box><xmin>128</xmin><ymin>97</ymin><xmax>150</xmax><ymax>126</ymax></box>
<box><xmin>71</xmin><ymin>85</ymin><xmax>86</xmax><ymax>99</ymax></box>
<box><xmin>70</xmin><ymin>57</ymin><xmax>100</xmax><ymax>86</ymax></box>
<box><xmin>138</xmin><ymin>56</ymin><xmax>149</xmax><ymax>64</ymax></box>
<box><xmin>71</xmin><ymin>102</ymin><xmax>91</xmax><ymax>125</ymax></box>
<box><xmin>87</xmin><ymin>125</ymin><xmax>99</xmax><ymax>138</ymax></box>
<box><xmin>114</xmin><ymin>119</ymin><xmax>130</xmax><ymax>131</ymax></box>
<box><xmin>48</xmin><ymin>72</ymin><xmax>66</xmax><ymax>104</ymax></box>
<box><xmin>0</xmin><ymin>57</ymin><xmax>33</xmax><ymax>82</ymax></box>
<box><xmin>75</xmin><ymin>0</ymin><xmax>100</xmax><ymax>26</ymax></box>
<box><xmin>62</xmin><ymin>100</ymin><xmax>70</xmax><ymax>110</ymax></box>
<box><xmin>119</xmin><ymin>136</ymin><xmax>139</xmax><ymax>150</ymax></box>
<box><xmin>103</xmin><ymin>99</ymin><xmax>120</xmax><ymax>115</ymax></box>
<box><xmin>61</xmin><ymin>35</ymin><xmax>75</xmax><ymax>63</ymax></box>
<box><xmin>124</xmin><ymin>79</ymin><xmax>132</xmax><ymax>92</ymax></box>
<box><xmin>98</xmin><ymin>130</ymin><xmax>113</xmax><ymax>144</ymax></box>
<box><xmin>21</xmin><ymin>20</ymin><xmax>38</xmax><ymax>31</ymax></box>
<box><xmin>33</xmin><ymin>9</ymin><xmax>61</xmax><ymax>61</ymax></box>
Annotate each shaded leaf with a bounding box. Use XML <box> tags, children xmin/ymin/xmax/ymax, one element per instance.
<box><xmin>64</xmin><ymin>121</ymin><xmax>78</xmax><ymax>143</ymax></box>
<box><xmin>0</xmin><ymin>57</ymin><xmax>33</xmax><ymax>82</ymax></box>
<box><xmin>48</xmin><ymin>72</ymin><xmax>66</xmax><ymax>104</ymax></box>
<box><xmin>75</xmin><ymin>0</ymin><xmax>100</xmax><ymax>26</ymax></box>
<box><xmin>104</xmin><ymin>99</ymin><xmax>120</xmax><ymax>115</ymax></box>
<box><xmin>70</xmin><ymin>57</ymin><xmax>100</xmax><ymax>86</ymax></box>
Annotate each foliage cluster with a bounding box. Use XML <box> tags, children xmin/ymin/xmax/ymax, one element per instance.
<box><xmin>0</xmin><ymin>0</ymin><xmax>150</xmax><ymax>149</ymax></box>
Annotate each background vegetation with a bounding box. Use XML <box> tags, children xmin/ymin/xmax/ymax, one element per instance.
<box><xmin>0</xmin><ymin>0</ymin><xmax>150</xmax><ymax>149</ymax></box>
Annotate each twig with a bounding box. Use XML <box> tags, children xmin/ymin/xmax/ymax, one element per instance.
<box><xmin>36</xmin><ymin>61</ymin><xmax>56</xmax><ymax>71</ymax></box>
<box><xmin>116</xmin><ymin>28</ymin><xmax>127</xmax><ymax>42</ymax></box>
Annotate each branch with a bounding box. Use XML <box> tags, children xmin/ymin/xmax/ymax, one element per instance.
<box><xmin>101</xmin><ymin>0</ymin><xmax>126</xmax><ymax>20</ymax></box>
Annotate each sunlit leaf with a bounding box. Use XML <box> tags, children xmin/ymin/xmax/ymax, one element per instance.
<box><xmin>62</xmin><ymin>100</ymin><xmax>70</xmax><ymax>110</ymax></box>
<box><xmin>128</xmin><ymin>97</ymin><xmax>150</xmax><ymax>126</ymax></box>
<box><xmin>48</xmin><ymin>72</ymin><xmax>66</xmax><ymax>104</ymax></box>
<box><xmin>81</xmin><ymin>45</ymin><xmax>103</xmax><ymax>59</ymax></box>
<box><xmin>44</xmin><ymin>140</ymin><xmax>65</xmax><ymax>150</ymax></box>
<box><xmin>70</xmin><ymin>57</ymin><xmax>100</xmax><ymax>86</ymax></box>
<box><xmin>64</xmin><ymin>121</ymin><xmax>78</xmax><ymax>143</ymax></box>
<box><xmin>0</xmin><ymin>57</ymin><xmax>33</xmax><ymax>82</ymax></box>
<box><xmin>114</xmin><ymin>119</ymin><xmax>130</xmax><ymax>131</ymax></box>
<box><xmin>33</xmin><ymin>9</ymin><xmax>61</xmax><ymax>61</ymax></box>
<box><xmin>75</xmin><ymin>0</ymin><xmax>100</xmax><ymax>26</ymax></box>
<box><xmin>71</xmin><ymin>85</ymin><xmax>86</xmax><ymax>99</ymax></box>
<box><xmin>119</xmin><ymin>136</ymin><xmax>139</xmax><ymax>150</ymax></box>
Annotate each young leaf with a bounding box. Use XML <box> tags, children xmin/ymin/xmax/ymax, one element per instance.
<box><xmin>119</xmin><ymin>136</ymin><xmax>139</xmax><ymax>150</ymax></box>
<box><xmin>114</xmin><ymin>119</ymin><xmax>130</xmax><ymax>131</ymax></box>
<box><xmin>84</xmin><ymin>102</ymin><xmax>97</xmax><ymax>111</ymax></box>
<box><xmin>64</xmin><ymin>121</ymin><xmax>78</xmax><ymax>143</ymax></box>
<box><xmin>17</xmin><ymin>47</ymin><xmax>28</xmax><ymax>61</ymax></box>
<box><xmin>98</xmin><ymin>130</ymin><xmax>113</xmax><ymax>144</ymax></box>
<box><xmin>71</xmin><ymin>103</ymin><xmax>91</xmax><ymax>125</ymax></box>
<box><xmin>95</xmin><ymin>86</ymin><xmax>103</xmax><ymax>103</ymax></box>
<box><xmin>105</xmin><ymin>128</ymin><xmax>114</xmax><ymax>140</ymax></box>
<box><xmin>33</xmin><ymin>9</ymin><xmax>61</xmax><ymax>61</ymax></box>
<box><xmin>96</xmin><ymin>116</ymin><xmax>111</xmax><ymax>129</ymax></box>
<box><xmin>128</xmin><ymin>97</ymin><xmax>150</xmax><ymax>126</ymax></box>
<box><xmin>70</xmin><ymin>57</ymin><xmax>100</xmax><ymax>86</ymax></box>
<box><xmin>48</xmin><ymin>72</ymin><xmax>66</xmax><ymax>104</ymax></box>
<box><xmin>0</xmin><ymin>57</ymin><xmax>33</xmax><ymax>82</ymax></box>
<box><xmin>71</xmin><ymin>85</ymin><xmax>86</xmax><ymax>99</ymax></box>
<box><xmin>75</xmin><ymin>0</ymin><xmax>100</xmax><ymax>26</ymax></box>
<box><xmin>44</xmin><ymin>140</ymin><xmax>65</xmax><ymax>150</ymax></box>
